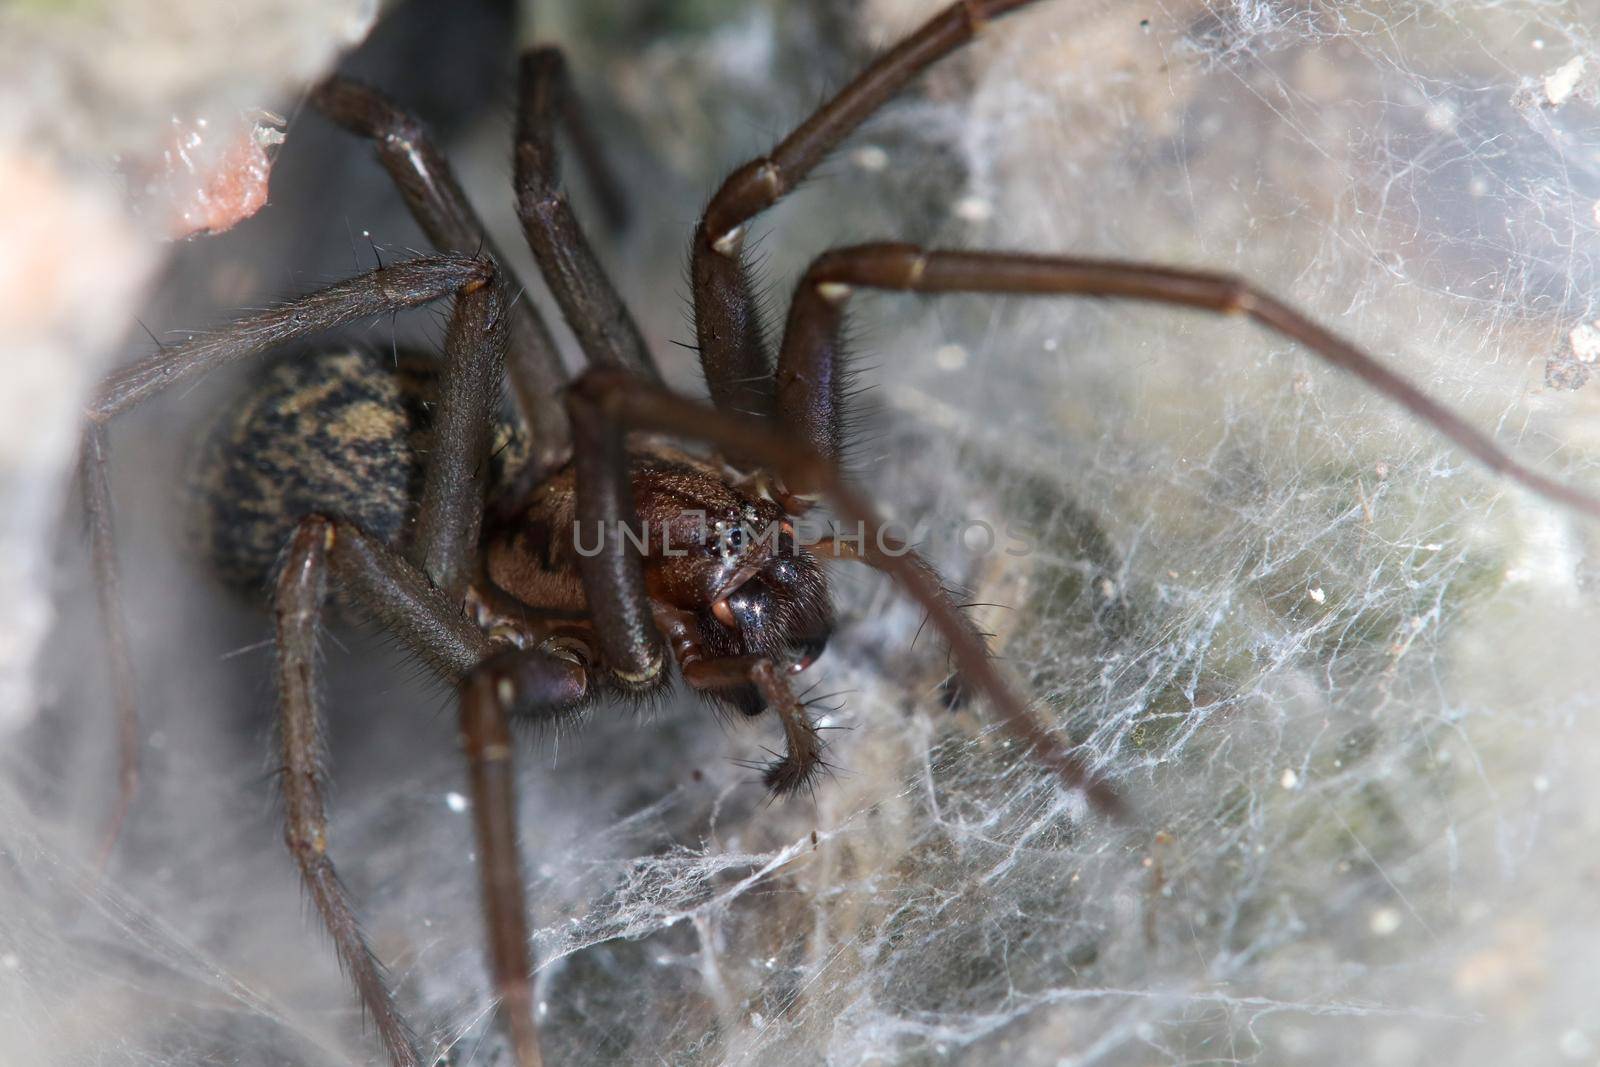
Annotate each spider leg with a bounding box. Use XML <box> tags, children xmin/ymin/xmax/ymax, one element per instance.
<box><xmin>90</xmin><ymin>255</ymin><xmax>491</xmax><ymax>422</ymax></box>
<box><xmin>78</xmin><ymin>423</ymin><xmax>137</xmax><ymax>871</ymax></box>
<box><xmin>326</xmin><ymin>520</ymin><xmax>490</xmax><ymax>677</ymax></box>
<box><xmin>412</xmin><ymin>266</ymin><xmax>508</xmax><ymax>600</ymax></box>
<box><xmin>280</xmin><ymin>516</ymin><xmax>588</xmax><ymax>1067</ymax></box>
<box><xmin>691</xmin><ymin>0</ymin><xmax>1048</xmax><ymax>420</ymax></box>
<box><xmin>514</xmin><ymin>47</ymin><xmax>658</xmax><ymax>381</ymax></box>
<box><xmin>773</xmin><ymin>242</ymin><xmax>1600</xmax><ymax>521</ymax></box>
<box><xmin>568</xmin><ymin>367</ymin><xmax>1123</xmax><ymax>817</ymax></box>
<box><xmin>562</xmin><ymin>390</ymin><xmax>668</xmax><ymax>689</ymax></box>
<box><xmin>313</xmin><ymin>78</ymin><xmax>572</xmax><ymax>475</ymax></box>
<box><xmin>682</xmin><ymin>655</ymin><xmax>825</xmax><ymax>794</ymax></box>
<box><xmin>461</xmin><ymin>645</ymin><xmax>588</xmax><ymax>1067</ymax></box>
<box><xmin>275</xmin><ymin>518</ymin><xmax>425</xmax><ymax>1067</ymax></box>
<box><xmin>523</xmin><ymin>48</ymin><xmax>631</xmax><ymax>233</ymax></box>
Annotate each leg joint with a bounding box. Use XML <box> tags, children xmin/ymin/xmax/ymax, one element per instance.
<box><xmin>962</xmin><ymin>0</ymin><xmax>991</xmax><ymax>34</ymax></box>
<box><xmin>1219</xmin><ymin>277</ymin><xmax>1253</xmax><ymax>315</ymax></box>
<box><xmin>284</xmin><ymin>825</ymin><xmax>328</xmax><ymax>858</ymax></box>
<box><xmin>609</xmin><ymin>647</ymin><xmax>665</xmax><ymax>690</ymax></box>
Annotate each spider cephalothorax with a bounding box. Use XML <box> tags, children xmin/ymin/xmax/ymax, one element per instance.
<box><xmin>77</xmin><ymin>2</ymin><xmax>1600</xmax><ymax>1065</ymax></box>
<box><xmin>478</xmin><ymin>439</ymin><xmax>835</xmax><ymax>717</ymax></box>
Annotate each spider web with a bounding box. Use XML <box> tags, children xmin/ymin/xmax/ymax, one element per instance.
<box><xmin>9</xmin><ymin>1</ymin><xmax>1600</xmax><ymax>1064</ymax></box>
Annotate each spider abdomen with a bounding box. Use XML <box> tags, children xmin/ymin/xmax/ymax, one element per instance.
<box><xmin>188</xmin><ymin>347</ymin><xmax>522</xmax><ymax>588</ymax></box>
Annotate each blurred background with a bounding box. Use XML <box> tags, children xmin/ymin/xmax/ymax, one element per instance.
<box><xmin>6</xmin><ymin>0</ymin><xmax>1600</xmax><ymax>1063</ymax></box>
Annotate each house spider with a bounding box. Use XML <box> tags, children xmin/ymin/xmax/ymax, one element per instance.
<box><xmin>78</xmin><ymin>1</ymin><xmax>1600</xmax><ymax>1064</ymax></box>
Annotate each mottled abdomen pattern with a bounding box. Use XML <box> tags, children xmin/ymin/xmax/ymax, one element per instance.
<box><xmin>188</xmin><ymin>348</ymin><xmax>522</xmax><ymax>588</ymax></box>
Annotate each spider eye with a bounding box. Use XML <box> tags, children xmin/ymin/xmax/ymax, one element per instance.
<box><xmin>713</xmin><ymin>525</ymin><xmax>744</xmax><ymax>557</ymax></box>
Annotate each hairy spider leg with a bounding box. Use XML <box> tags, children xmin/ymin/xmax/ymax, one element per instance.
<box><xmin>462</xmin><ymin>643</ymin><xmax>595</xmax><ymax>1067</ymax></box>
<box><xmin>413</xmin><ymin>269</ymin><xmax>508</xmax><ymax>598</ymax></box>
<box><xmin>514</xmin><ymin>48</ymin><xmax>659</xmax><ymax>382</ymax></box>
<box><xmin>772</xmin><ymin>243</ymin><xmax>1600</xmax><ymax>522</ymax></box>
<box><xmin>275</xmin><ymin>519</ymin><xmax>426</xmax><ymax>1067</ymax></box>
<box><xmin>280</xmin><ymin>516</ymin><xmax>586</xmax><ymax>1067</ymax></box>
<box><xmin>90</xmin><ymin>257</ymin><xmax>489</xmax><ymax>422</ymax></box>
<box><xmin>682</xmin><ymin>655</ymin><xmax>826</xmax><ymax>794</ymax></box>
<box><xmin>691</xmin><ymin>0</ymin><xmax>1049</xmax><ymax>425</ymax></box>
<box><xmin>78</xmin><ymin>423</ymin><xmax>137</xmax><ymax>873</ymax></box>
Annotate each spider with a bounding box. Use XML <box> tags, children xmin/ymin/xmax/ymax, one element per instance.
<box><xmin>77</xmin><ymin>1</ymin><xmax>1600</xmax><ymax>1064</ymax></box>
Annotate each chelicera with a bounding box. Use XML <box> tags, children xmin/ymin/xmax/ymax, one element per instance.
<box><xmin>77</xmin><ymin>2</ymin><xmax>1600</xmax><ymax>1064</ymax></box>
